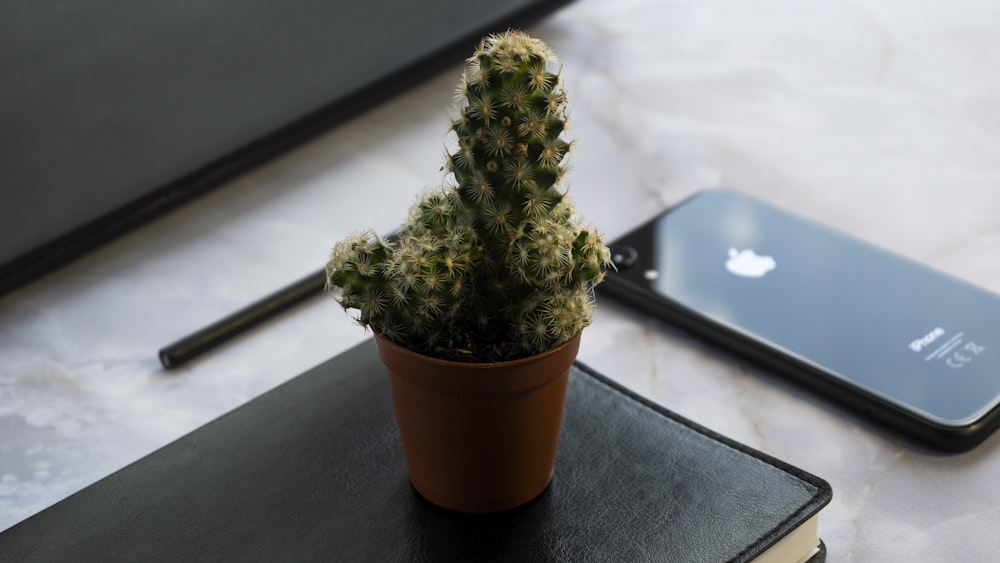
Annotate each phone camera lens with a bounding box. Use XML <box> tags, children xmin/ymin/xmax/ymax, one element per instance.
<box><xmin>609</xmin><ymin>244</ymin><xmax>638</xmax><ymax>269</ymax></box>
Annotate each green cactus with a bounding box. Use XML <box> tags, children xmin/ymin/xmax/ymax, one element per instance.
<box><xmin>325</xmin><ymin>30</ymin><xmax>610</xmax><ymax>362</ymax></box>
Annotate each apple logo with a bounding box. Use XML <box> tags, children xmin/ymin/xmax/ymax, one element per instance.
<box><xmin>725</xmin><ymin>247</ymin><xmax>776</xmax><ymax>278</ymax></box>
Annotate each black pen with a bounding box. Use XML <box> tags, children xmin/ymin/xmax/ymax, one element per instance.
<box><xmin>158</xmin><ymin>268</ymin><xmax>326</xmax><ymax>369</ymax></box>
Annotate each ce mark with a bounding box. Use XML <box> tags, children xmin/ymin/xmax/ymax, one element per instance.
<box><xmin>947</xmin><ymin>355</ymin><xmax>971</xmax><ymax>369</ymax></box>
<box><xmin>946</xmin><ymin>342</ymin><xmax>986</xmax><ymax>369</ymax></box>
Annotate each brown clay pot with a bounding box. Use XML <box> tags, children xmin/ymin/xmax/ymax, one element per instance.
<box><xmin>373</xmin><ymin>331</ymin><xmax>581</xmax><ymax>513</ymax></box>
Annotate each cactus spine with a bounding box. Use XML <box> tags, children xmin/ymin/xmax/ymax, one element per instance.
<box><xmin>326</xmin><ymin>31</ymin><xmax>610</xmax><ymax>362</ymax></box>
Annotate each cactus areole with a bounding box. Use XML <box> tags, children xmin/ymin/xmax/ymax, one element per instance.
<box><xmin>325</xmin><ymin>31</ymin><xmax>610</xmax><ymax>363</ymax></box>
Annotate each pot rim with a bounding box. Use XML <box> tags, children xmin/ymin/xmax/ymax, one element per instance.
<box><xmin>373</xmin><ymin>330</ymin><xmax>582</xmax><ymax>395</ymax></box>
<box><xmin>372</xmin><ymin>329</ymin><xmax>582</xmax><ymax>369</ymax></box>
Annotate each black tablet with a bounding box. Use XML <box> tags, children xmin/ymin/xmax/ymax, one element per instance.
<box><xmin>0</xmin><ymin>0</ymin><xmax>573</xmax><ymax>295</ymax></box>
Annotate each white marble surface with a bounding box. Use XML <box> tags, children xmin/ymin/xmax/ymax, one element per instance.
<box><xmin>3</xmin><ymin>0</ymin><xmax>1000</xmax><ymax>558</ymax></box>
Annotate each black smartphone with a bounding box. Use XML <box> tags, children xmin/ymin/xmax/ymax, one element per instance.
<box><xmin>600</xmin><ymin>189</ymin><xmax>1000</xmax><ymax>452</ymax></box>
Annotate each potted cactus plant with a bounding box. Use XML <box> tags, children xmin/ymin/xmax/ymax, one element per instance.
<box><xmin>325</xmin><ymin>30</ymin><xmax>610</xmax><ymax>513</ymax></box>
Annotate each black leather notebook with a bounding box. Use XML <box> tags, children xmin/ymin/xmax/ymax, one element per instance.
<box><xmin>0</xmin><ymin>340</ymin><xmax>832</xmax><ymax>562</ymax></box>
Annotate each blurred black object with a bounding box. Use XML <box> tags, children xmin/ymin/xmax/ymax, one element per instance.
<box><xmin>0</xmin><ymin>0</ymin><xmax>574</xmax><ymax>296</ymax></box>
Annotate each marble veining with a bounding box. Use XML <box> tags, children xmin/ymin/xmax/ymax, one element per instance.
<box><xmin>3</xmin><ymin>0</ymin><xmax>1000</xmax><ymax>559</ymax></box>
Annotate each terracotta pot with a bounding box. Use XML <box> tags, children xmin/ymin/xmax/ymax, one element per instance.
<box><xmin>373</xmin><ymin>331</ymin><xmax>581</xmax><ymax>513</ymax></box>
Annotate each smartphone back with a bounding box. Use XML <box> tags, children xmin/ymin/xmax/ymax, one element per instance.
<box><xmin>603</xmin><ymin>189</ymin><xmax>1000</xmax><ymax>451</ymax></box>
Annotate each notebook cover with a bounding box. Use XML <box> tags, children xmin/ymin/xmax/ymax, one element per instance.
<box><xmin>0</xmin><ymin>339</ymin><xmax>832</xmax><ymax>561</ymax></box>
